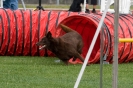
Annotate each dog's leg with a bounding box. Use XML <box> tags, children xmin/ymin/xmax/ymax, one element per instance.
<box><xmin>78</xmin><ymin>55</ymin><xmax>89</xmax><ymax>66</ymax></box>
<box><xmin>77</xmin><ymin>53</ymin><xmax>84</xmax><ymax>62</ymax></box>
<box><xmin>72</xmin><ymin>57</ymin><xmax>77</xmax><ymax>62</ymax></box>
<box><xmin>44</xmin><ymin>49</ymin><xmax>48</xmax><ymax>57</ymax></box>
<box><xmin>73</xmin><ymin>52</ymin><xmax>84</xmax><ymax>62</ymax></box>
<box><xmin>77</xmin><ymin>42</ymin><xmax>83</xmax><ymax>54</ymax></box>
<box><xmin>79</xmin><ymin>54</ymin><xmax>90</xmax><ymax>66</ymax></box>
<box><xmin>62</xmin><ymin>59</ymin><xmax>69</xmax><ymax>65</ymax></box>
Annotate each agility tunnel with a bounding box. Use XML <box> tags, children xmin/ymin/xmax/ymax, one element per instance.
<box><xmin>0</xmin><ymin>9</ymin><xmax>133</xmax><ymax>64</ymax></box>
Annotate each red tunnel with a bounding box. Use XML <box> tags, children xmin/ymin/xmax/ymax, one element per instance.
<box><xmin>0</xmin><ymin>9</ymin><xmax>133</xmax><ymax>64</ymax></box>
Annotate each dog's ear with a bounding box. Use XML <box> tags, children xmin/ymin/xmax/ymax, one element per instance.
<box><xmin>46</xmin><ymin>31</ymin><xmax>52</xmax><ymax>38</ymax></box>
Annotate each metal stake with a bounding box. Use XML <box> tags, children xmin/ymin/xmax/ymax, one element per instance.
<box><xmin>112</xmin><ymin>0</ymin><xmax>119</xmax><ymax>88</ymax></box>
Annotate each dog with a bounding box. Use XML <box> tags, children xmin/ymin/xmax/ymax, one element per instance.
<box><xmin>36</xmin><ymin>24</ymin><xmax>84</xmax><ymax>65</ymax></box>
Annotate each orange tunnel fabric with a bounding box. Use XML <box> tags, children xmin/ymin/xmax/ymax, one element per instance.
<box><xmin>0</xmin><ymin>9</ymin><xmax>133</xmax><ymax>64</ymax></box>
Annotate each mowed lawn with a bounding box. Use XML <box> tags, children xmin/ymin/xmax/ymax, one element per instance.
<box><xmin>0</xmin><ymin>56</ymin><xmax>133</xmax><ymax>88</ymax></box>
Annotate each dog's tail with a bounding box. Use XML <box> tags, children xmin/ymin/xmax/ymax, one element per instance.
<box><xmin>60</xmin><ymin>24</ymin><xmax>75</xmax><ymax>33</ymax></box>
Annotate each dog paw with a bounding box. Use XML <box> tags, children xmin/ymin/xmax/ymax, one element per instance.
<box><xmin>68</xmin><ymin>58</ymin><xmax>84</xmax><ymax>65</ymax></box>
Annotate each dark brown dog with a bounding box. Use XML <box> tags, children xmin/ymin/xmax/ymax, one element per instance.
<box><xmin>36</xmin><ymin>24</ymin><xmax>84</xmax><ymax>65</ymax></box>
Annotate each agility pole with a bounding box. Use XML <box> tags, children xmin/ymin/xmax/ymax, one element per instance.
<box><xmin>21</xmin><ymin>0</ymin><xmax>26</xmax><ymax>10</ymax></box>
<box><xmin>83</xmin><ymin>0</ymin><xmax>86</xmax><ymax>13</ymax></box>
<box><xmin>0</xmin><ymin>0</ymin><xmax>3</xmax><ymax>8</ymax></box>
<box><xmin>74</xmin><ymin>0</ymin><xmax>112</xmax><ymax>88</ymax></box>
<box><xmin>119</xmin><ymin>38</ymin><xmax>133</xmax><ymax>42</ymax></box>
<box><xmin>113</xmin><ymin>0</ymin><xmax>119</xmax><ymax>88</ymax></box>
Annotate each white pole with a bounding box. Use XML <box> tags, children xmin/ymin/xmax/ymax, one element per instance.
<box><xmin>21</xmin><ymin>0</ymin><xmax>26</xmax><ymax>10</ymax></box>
<box><xmin>112</xmin><ymin>0</ymin><xmax>119</xmax><ymax>88</ymax></box>
<box><xmin>1</xmin><ymin>0</ymin><xmax>3</xmax><ymax>8</ymax></box>
<box><xmin>83</xmin><ymin>0</ymin><xmax>86</xmax><ymax>13</ymax></box>
<box><xmin>57</xmin><ymin>0</ymin><xmax>59</xmax><ymax>5</ymax></box>
<box><xmin>74</xmin><ymin>0</ymin><xmax>112</xmax><ymax>88</ymax></box>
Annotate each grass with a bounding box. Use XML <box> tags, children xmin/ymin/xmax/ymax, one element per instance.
<box><xmin>18</xmin><ymin>4</ymin><xmax>102</xmax><ymax>10</ymax></box>
<box><xmin>18</xmin><ymin>4</ymin><xmax>133</xmax><ymax>10</ymax></box>
<box><xmin>19</xmin><ymin>4</ymin><xmax>70</xmax><ymax>9</ymax></box>
<box><xmin>0</xmin><ymin>56</ymin><xmax>133</xmax><ymax>88</ymax></box>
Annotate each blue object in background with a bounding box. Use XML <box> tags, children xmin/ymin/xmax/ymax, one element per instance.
<box><xmin>3</xmin><ymin>0</ymin><xmax>18</xmax><ymax>10</ymax></box>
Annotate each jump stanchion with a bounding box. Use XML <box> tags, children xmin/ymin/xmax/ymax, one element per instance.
<box><xmin>119</xmin><ymin>38</ymin><xmax>133</xmax><ymax>42</ymax></box>
<box><xmin>35</xmin><ymin>0</ymin><xmax>45</xmax><ymax>11</ymax></box>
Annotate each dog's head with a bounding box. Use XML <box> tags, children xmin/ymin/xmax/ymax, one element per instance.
<box><xmin>36</xmin><ymin>31</ymin><xmax>52</xmax><ymax>50</ymax></box>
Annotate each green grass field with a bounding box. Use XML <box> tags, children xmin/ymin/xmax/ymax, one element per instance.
<box><xmin>19</xmin><ymin>4</ymin><xmax>133</xmax><ymax>10</ymax></box>
<box><xmin>0</xmin><ymin>56</ymin><xmax>133</xmax><ymax>88</ymax></box>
